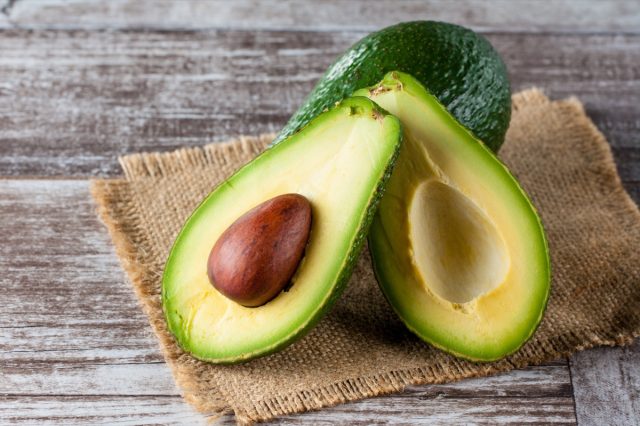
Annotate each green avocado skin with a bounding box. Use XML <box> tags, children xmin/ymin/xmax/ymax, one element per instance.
<box><xmin>274</xmin><ymin>21</ymin><xmax>511</xmax><ymax>153</ymax></box>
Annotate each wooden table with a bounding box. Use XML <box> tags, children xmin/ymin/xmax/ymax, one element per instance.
<box><xmin>1</xmin><ymin>1</ymin><xmax>638</xmax><ymax>424</ymax></box>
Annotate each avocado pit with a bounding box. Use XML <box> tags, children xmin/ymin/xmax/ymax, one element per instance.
<box><xmin>207</xmin><ymin>193</ymin><xmax>312</xmax><ymax>307</ymax></box>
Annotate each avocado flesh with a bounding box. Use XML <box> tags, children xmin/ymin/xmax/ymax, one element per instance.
<box><xmin>162</xmin><ymin>97</ymin><xmax>402</xmax><ymax>363</ymax></box>
<box><xmin>357</xmin><ymin>72</ymin><xmax>550</xmax><ymax>361</ymax></box>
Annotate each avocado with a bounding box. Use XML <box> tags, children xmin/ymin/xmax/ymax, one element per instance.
<box><xmin>162</xmin><ymin>97</ymin><xmax>402</xmax><ymax>363</ymax></box>
<box><xmin>356</xmin><ymin>72</ymin><xmax>550</xmax><ymax>361</ymax></box>
<box><xmin>275</xmin><ymin>21</ymin><xmax>511</xmax><ymax>152</ymax></box>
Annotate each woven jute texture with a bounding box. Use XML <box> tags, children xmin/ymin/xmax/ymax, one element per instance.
<box><xmin>91</xmin><ymin>89</ymin><xmax>640</xmax><ymax>424</ymax></box>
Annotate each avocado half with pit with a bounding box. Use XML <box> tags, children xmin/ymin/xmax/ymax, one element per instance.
<box><xmin>356</xmin><ymin>72</ymin><xmax>550</xmax><ymax>361</ymax></box>
<box><xmin>162</xmin><ymin>96</ymin><xmax>402</xmax><ymax>363</ymax></box>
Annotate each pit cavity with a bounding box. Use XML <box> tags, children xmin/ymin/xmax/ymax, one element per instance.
<box><xmin>409</xmin><ymin>180</ymin><xmax>510</xmax><ymax>304</ymax></box>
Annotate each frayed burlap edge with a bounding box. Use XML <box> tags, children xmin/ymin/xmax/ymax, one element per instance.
<box><xmin>91</xmin><ymin>89</ymin><xmax>640</xmax><ymax>424</ymax></box>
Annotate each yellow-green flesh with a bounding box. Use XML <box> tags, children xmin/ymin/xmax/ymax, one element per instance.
<box><xmin>358</xmin><ymin>73</ymin><xmax>550</xmax><ymax>361</ymax></box>
<box><xmin>162</xmin><ymin>97</ymin><xmax>401</xmax><ymax>363</ymax></box>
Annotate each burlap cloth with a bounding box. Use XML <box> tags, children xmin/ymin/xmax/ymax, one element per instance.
<box><xmin>91</xmin><ymin>89</ymin><xmax>640</xmax><ymax>424</ymax></box>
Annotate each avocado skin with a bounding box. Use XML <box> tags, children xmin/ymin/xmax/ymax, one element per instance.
<box><xmin>274</xmin><ymin>21</ymin><xmax>511</xmax><ymax>153</ymax></box>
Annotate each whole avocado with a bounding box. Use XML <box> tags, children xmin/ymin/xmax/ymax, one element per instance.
<box><xmin>274</xmin><ymin>21</ymin><xmax>511</xmax><ymax>152</ymax></box>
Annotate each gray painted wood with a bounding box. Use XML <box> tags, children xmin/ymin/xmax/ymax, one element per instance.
<box><xmin>0</xmin><ymin>30</ymin><xmax>638</xmax><ymax>180</ymax></box>
<box><xmin>0</xmin><ymin>6</ymin><xmax>9</xmax><ymax>28</ymax></box>
<box><xmin>4</xmin><ymin>0</ymin><xmax>640</xmax><ymax>33</ymax></box>
<box><xmin>1</xmin><ymin>396</ymin><xmax>205</xmax><ymax>425</ymax></box>
<box><xmin>570</xmin><ymin>340</ymin><xmax>640</xmax><ymax>426</ymax></box>
<box><xmin>0</xmin><ymin>389</ymin><xmax>575</xmax><ymax>425</ymax></box>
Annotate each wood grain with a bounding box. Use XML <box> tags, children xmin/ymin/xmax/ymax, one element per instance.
<box><xmin>0</xmin><ymin>179</ymin><xmax>575</xmax><ymax>424</ymax></box>
<box><xmin>1</xmin><ymin>395</ymin><xmax>205</xmax><ymax>425</ymax></box>
<box><xmin>0</xmin><ymin>180</ymin><xmax>162</xmax><ymax>362</ymax></box>
<box><xmin>0</xmin><ymin>30</ymin><xmax>638</xmax><ymax>180</ymax></box>
<box><xmin>0</xmin><ymin>389</ymin><xmax>576</xmax><ymax>425</ymax></box>
<box><xmin>0</xmin><ymin>5</ymin><xmax>9</xmax><ymax>29</ymax></box>
<box><xmin>570</xmin><ymin>340</ymin><xmax>640</xmax><ymax>426</ymax></box>
<box><xmin>256</xmin><ymin>396</ymin><xmax>576</xmax><ymax>425</ymax></box>
<box><xmin>4</xmin><ymin>0</ymin><xmax>639</xmax><ymax>33</ymax></box>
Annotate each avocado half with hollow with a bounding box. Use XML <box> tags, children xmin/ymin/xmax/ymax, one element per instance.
<box><xmin>162</xmin><ymin>96</ymin><xmax>402</xmax><ymax>363</ymax></box>
<box><xmin>356</xmin><ymin>72</ymin><xmax>550</xmax><ymax>361</ymax></box>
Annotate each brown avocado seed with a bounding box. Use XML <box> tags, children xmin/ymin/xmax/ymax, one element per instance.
<box><xmin>207</xmin><ymin>194</ymin><xmax>312</xmax><ymax>307</ymax></box>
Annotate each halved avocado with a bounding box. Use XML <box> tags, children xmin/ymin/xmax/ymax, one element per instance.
<box><xmin>162</xmin><ymin>97</ymin><xmax>402</xmax><ymax>363</ymax></box>
<box><xmin>356</xmin><ymin>72</ymin><xmax>550</xmax><ymax>361</ymax></box>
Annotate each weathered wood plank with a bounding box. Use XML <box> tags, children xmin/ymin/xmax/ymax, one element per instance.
<box><xmin>0</xmin><ymin>180</ymin><xmax>163</xmax><ymax>365</ymax></box>
<box><xmin>0</xmin><ymin>30</ymin><xmax>638</xmax><ymax>178</ymax></box>
<box><xmin>0</xmin><ymin>179</ymin><xmax>575</xmax><ymax>423</ymax></box>
<box><xmin>615</xmin><ymin>150</ymin><xmax>640</xmax><ymax>184</ymax></box>
<box><xmin>1</xmin><ymin>357</ymin><xmax>571</xmax><ymax>400</ymax></box>
<box><xmin>626</xmin><ymin>181</ymin><xmax>640</xmax><ymax>205</ymax></box>
<box><xmin>570</xmin><ymin>339</ymin><xmax>640</xmax><ymax>426</ymax></box>
<box><xmin>0</xmin><ymin>6</ymin><xmax>10</xmax><ymax>29</ymax></box>
<box><xmin>5</xmin><ymin>0</ymin><xmax>640</xmax><ymax>33</ymax></box>
<box><xmin>256</xmin><ymin>394</ymin><xmax>576</xmax><ymax>425</ymax></box>
<box><xmin>1</xmin><ymin>362</ymin><xmax>178</xmax><ymax>396</ymax></box>
<box><xmin>0</xmin><ymin>392</ymin><xmax>576</xmax><ymax>425</ymax></box>
<box><xmin>0</xmin><ymin>395</ymin><xmax>205</xmax><ymax>425</ymax></box>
